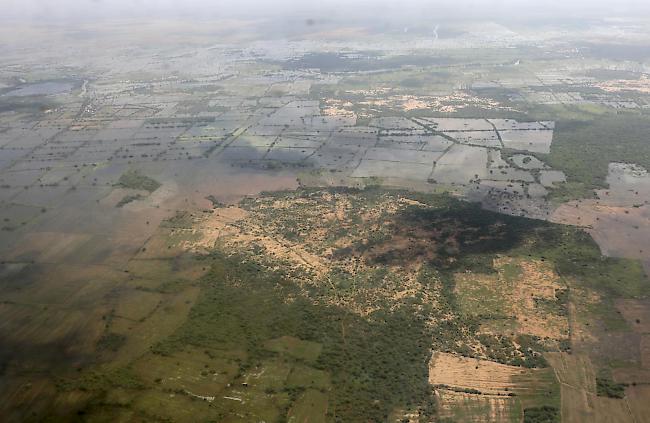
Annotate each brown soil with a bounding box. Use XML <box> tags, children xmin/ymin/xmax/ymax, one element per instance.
<box><xmin>428</xmin><ymin>352</ymin><xmax>526</xmax><ymax>395</ymax></box>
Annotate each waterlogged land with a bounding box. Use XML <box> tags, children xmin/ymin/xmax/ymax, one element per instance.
<box><xmin>1</xmin><ymin>17</ymin><xmax>650</xmax><ymax>422</ymax></box>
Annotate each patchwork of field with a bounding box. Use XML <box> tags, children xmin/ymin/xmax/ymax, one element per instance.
<box><xmin>1</xmin><ymin>15</ymin><xmax>650</xmax><ymax>423</ymax></box>
<box><xmin>0</xmin><ymin>78</ymin><xmax>566</xmax><ymax>226</ymax></box>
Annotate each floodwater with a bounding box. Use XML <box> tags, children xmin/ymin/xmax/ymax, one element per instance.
<box><xmin>3</xmin><ymin>81</ymin><xmax>75</xmax><ymax>97</ymax></box>
<box><xmin>551</xmin><ymin>163</ymin><xmax>650</xmax><ymax>267</ymax></box>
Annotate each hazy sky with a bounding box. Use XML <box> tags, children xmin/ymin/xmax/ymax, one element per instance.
<box><xmin>4</xmin><ymin>0</ymin><xmax>650</xmax><ymax>23</ymax></box>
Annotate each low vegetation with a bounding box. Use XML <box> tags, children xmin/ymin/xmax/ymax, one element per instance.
<box><xmin>116</xmin><ymin>193</ymin><xmax>144</xmax><ymax>208</ymax></box>
<box><xmin>96</xmin><ymin>333</ymin><xmax>127</xmax><ymax>352</ymax></box>
<box><xmin>115</xmin><ymin>170</ymin><xmax>161</xmax><ymax>193</ymax></box>
<box><xmin>523</xmin><ymin>405</ymin><xmax>560</xmax><ymax>423</ymax></box>
<box><xmin>596</xmin><ymin>377</ymin><xmax>627</xmax><ymax>399</ymax></box>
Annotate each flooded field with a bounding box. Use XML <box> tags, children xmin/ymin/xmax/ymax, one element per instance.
<box><xmin>2</xmin><ymin>81</ymin><xmax>77</xmax><ymax>97</ymax></box>
<box><xmin>1</xmin><ymin>13</ymin><xmax>650</xmax><ymax>422</ymax></box>
<box><xmin>552</xmin><ymin>163</ymin><xmax>650</xmax><ymax>274</ymax></box>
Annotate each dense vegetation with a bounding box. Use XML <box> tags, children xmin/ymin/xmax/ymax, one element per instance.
<box><xmin>523</xmin><ymin>405</ymin><xmax>560</xmax><ymax>423</ymax></box>
<box><xmin>545</xmin><ymin>114</ymin><xmax>650</xmax><ymax>200</ymax></box>
<box><xmin>115</xmin><ymin>193</ymin><xmax>144</xmax><ymax>208</ymax></box>
<box><xmin>115</xmin><ymin>170</ymin><xmax>161</xmax><ymax>193</ymax></box>
<box><xmin>154</xmin><ymin>252</ymin><xmax>437</xmax><ymax>421</ymax></box>
<box><xmin>596</xmin><ymin>377</ymin><xmax>627</xmax><ymax>399</ymax></box>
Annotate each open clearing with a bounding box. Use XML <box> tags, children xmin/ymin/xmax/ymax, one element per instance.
<box><xmin>455</xmin><ymin>257</ymin><xmax>569</xmax><ymax>340</ymax></box>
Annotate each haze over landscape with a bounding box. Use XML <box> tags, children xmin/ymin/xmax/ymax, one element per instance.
<box><xmin>1</xmin><ymin>1</ymin><xmax>650</xmax><ymax>422</ymax></box>
<box><xmin>5</xmin><ymin>0</ymin><xmax>650</xmax><ymax>25</ymax></box>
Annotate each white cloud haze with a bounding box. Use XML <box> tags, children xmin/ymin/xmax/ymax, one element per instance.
<box><xmin>4</xmin><ymin>0</ymin><xmax>650</xmax><ymax>23</ymax></box>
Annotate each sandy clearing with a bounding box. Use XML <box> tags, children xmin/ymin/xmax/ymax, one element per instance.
<box><xmin>221</xmin><ymin>221</ymin><xmax>329</xmax><ymax>278</ymax></box>
<box><xmin>456</xmin><ymin>258</ymin><xmax>568</xmax><ymax>340</ymax></box>
<box><xmin>512</xmin><ymin>260</ymin><xmax>568</xmax><ymax>339</ymax></box>
<box><xmin>179</xmin><ymin>207</ymin><xmax>248</xmax><ymax>253</ymax></box>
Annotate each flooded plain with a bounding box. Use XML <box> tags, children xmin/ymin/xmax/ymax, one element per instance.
<box><xmin>2</xmin><ymin>81</ymin><xmax>77</xmax><ymax>97</ymax></box>
<box><xmin>1</xmin><ymin>16</ymin><xmax>650</xmax><ymax>421</ymax></box>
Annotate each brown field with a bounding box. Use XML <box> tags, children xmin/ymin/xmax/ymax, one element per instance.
<box><xmin>560</xmin><ymin>384</ymin><xmax>632</xmax><ymax>423</ymax></box>
<box><xmin>7</xmin><ymin>231</ymin><xmax>92</xmax><ymax>263</ymax></box>
<box><xmin>436</xmin><ymin>390</ymin><xmax>520</xmax><ymax>423</ymax></box>
<box><xmin>625</xmin><ymin>385</ymin><xmax>650</xmax><ymax>422</ymax></box>
<box><xmin>595</xmin><ymin>76</ymin><xmax>650</xmax><ymax>94</ymax></box>
<box><xmin>429</xmin><ymin>352</ymin><xmax>536</xmax><ymax>395</ymax></box>
<box><xmin>546</xmin><ymin>352</ymin><xmax>640</xmax><ymax>422</ymax></box>
<box><xmin>612</xmin><ymin>367</ymin><xmax>650</xmax><ymax>384</ymax></box>
<box><xmin>641</xmin><ymin>335</ymin><xmax>650</xmax><ymax>369</ymax></box>
<box><xmin>430</xmin><ymin>351</ymin><xmax>560</xmax><ymax>422</ymax></box>
<box><xmin>545</xmin><ymin>353</ymin><xmax>596</xmax><ymax>391</ymax></box>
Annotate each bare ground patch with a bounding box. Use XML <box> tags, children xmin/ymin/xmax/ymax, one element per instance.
<box><xmin>429</xmin><ymin>352</ymin><xmax>531</xmax><ymax>395</ymax></box>
<box><xmin>436</xmin><ymin>390</ymin><xmax>519</xmax><ymax>423</ymax></box>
